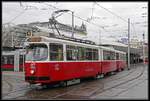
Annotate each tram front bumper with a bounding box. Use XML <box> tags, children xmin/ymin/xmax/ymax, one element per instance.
<box><xmin>25</xmin><ymin>76</ymin><xmax>50</xmax><ymax>84</ymax></box>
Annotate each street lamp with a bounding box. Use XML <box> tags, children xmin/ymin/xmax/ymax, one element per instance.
<box><xmin>141</xmin><ymin>12</ymin><xmax>147</xmax><ymax>64</ymax></box>
<box><xmin>128</xmin><ymin>18</ymin><xmax>130</xmax><ymax>70</ymax></box>
<box><xmin>142</xmin><ymin>33</ymin><xmax>145</xmax><ymax>64</ymax></box>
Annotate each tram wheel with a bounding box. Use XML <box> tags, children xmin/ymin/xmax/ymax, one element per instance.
<box><xmin>100</xmin><ymin>73</ymin><xmax>104</xmax><ymax>79</ymax></box>
<box><xmin>42</xmin><ymin>84</ymin><xmax>53</xmax><ymax>88</ymax></box>
<box><xmin>94</xmin><ymin>74</ymin><xmax>100</xmax><ymax>79</ymax></box>
<box><xmin>60</xmin><ymin>81</ymin><xmax>67</xmax><ymax>87</ymax></box>
<box><xmin>95</xmin><ymin>74</ymin><xmax>104</xmax><ymax>79</ymax></box>
<box><xmin>121</xmin><ymin>68</ymin><xmax>124</xmax><ymax>71</ymax></box>
<box><xmin>109</xmin><ymin>71</ymin><xmax>115</xmax><ymax>75</ymax></box>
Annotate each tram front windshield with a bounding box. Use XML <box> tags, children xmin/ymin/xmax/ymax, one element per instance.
<box><xmin>26</xmin><ymin>43</ymin><xmax>48</xmax><ymax>61</ymax></box>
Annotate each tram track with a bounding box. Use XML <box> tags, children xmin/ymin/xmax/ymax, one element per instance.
<box><xmin>3</xmin><ymin>76</ymin><xmax>88</xmax><ymax>99</ymax></box>
<box><xmin>18</xmin><ymin>65</ymin><xmax>145</xmax><ymax>99</ymax></box>
<box><xmin>111</xmin><ymin>78</ymin><xmax>147</xmax><ymax>98</ymax></box>
<box><xmin>3</xmin><ymin>64</ymin><xmax>146</xmax><ymax>99</ymax></box>
<box><xmin>36</xmin><ymin>66</ymin><xmax>134</xmax><ymax>99</ymax></box>
<box><xmin>2</xmin><ymin>86</ymin><xmax>31</xmax><ymax>99</ymax></box>
<box><xmin>88</xmin><ymin>64</ymin><xmax>146</xmax><ymax>98</ymax></box>
<box><xmin>2</xmin><ymin>73</ymin><xmax>25</xmax><ymax>84</ymax></box>
<box><xmin>51</xmin><ymin>64</ymin><xmax>146</xmax><ymax>99</ymax></box>
<box><xmin>110</xmin><ymin>65</ymin><xmax>147</xmax><ymax>98</ymax></box>
<box><xmin>2</xmin><ymin>78</ymin><xmax>13</xmax><ymax>95</ymax></box>
<box><xmin>2</xmin><ymin>75</ymin><xmax>30</xmax><ymax>99</ymax></box>
<box><xmin>103</xmin><ymin>63</ymin><xmax>143</xmax><ymax>82</ymax></box>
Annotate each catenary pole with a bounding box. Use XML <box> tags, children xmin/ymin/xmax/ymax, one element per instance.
<box><xmin>128</xmin><ymin>18</ymin><xmax>130</xmax><ymax>70</ymax></box>
<box><xmin>71</xmin><ymin>11</ymin><xmax>74</xmax><ymax>38</ymax></box>
<box><xmin>143</xmin><ymin>32</ymin><xmax>145</xmax><ymax>64</ymax></box>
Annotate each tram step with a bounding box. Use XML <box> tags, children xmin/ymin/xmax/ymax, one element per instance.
<box><xmin>67</xmin><ymin>79</ymin><xmax>80</xmax><ymax>86</ymax></box>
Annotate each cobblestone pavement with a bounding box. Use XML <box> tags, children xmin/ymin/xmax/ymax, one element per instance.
<box><xmin>2</xmin><ymin>64</ymin><xmax>148</xmax><ymax>100</ymax></box>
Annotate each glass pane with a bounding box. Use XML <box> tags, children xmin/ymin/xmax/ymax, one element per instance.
<box><xmin>93</xmin><ymin>49</ymin><xmax>98</xmax><ymax>60</ymax></box>
<box><xmin>103</xmin><ymin>50</ymin><xmax>111</xmax><ymax>60</ymax></box>
<box><xmin>116</xmin><ymin>53</ymin><xmax>119</xmax><ymax>60</ymax></box>
<box><xmin>50</xmin><ymin>43</ymin><xmax>63</xmax><ymax>61</ymax></box>
<box><xmin>85</xmin><ymin>48</ymin><xmax>92</xmax><ymax>60</ymax></box>
<box><xmin>110</xmin><ymin>51</ymin><xmax>115</xmax><ymax>60</ymax></box>
<box><xmin>26</xmin><ymin>44</ymin><xmax>48</xmax><ymax>61</ymax></box>
<box><xmin>77</xmin><ymin>46</ymin><xmax>85</xmax><ymax>60</ymax></box>
<box><xmin>66</xmin><ymin>45</ymin><xmax>77</xmax><ymax>61</ymax></box>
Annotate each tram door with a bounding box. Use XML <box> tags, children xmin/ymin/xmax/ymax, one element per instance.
<box><xmin>14</xmin><ymin>50</ymin><xmax>25</xmax><ymax>72</ymax></box>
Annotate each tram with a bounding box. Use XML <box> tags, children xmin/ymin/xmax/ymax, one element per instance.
<box><xmin>25</xmin><ymin>36</ymin><xmax>126</xmax><ymax>86</ymax></box>
<box><xmin>2</xmin><ymin>50</ymin><xmax>25</xmax><ymax>71</ymax></box>
<box><xmin>144</xmin><ymin>56</ymin><xmax>148</xmax><ymax>64</ymax></box>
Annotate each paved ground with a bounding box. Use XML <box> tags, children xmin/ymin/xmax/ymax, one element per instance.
<box><xmin>2</xmin><ymin>63</ymin><xmax>148</xmax><ymax>100</ymax></box>
<box><xmin>90</xmin><ymin>64</ymin><xmax>148</xmax><ymax>99</ymax></box>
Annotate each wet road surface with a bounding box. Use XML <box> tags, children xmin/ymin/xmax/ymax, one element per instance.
<box><xmin>2</xmin><ymin>63</ymin><xmax>148</xmax><ymax>100</ymax></box>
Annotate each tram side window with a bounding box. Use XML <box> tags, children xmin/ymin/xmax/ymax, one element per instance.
<box><xmin>50</xmin><ymin>43</ymin><xmax>63</xmax><ymax>61</ymax></box>
<box><xmin>120</xmin><ymin>54</ymin><xmax>126</xmax><ymax>61</ymax></box>
<box><xmin>20</xmin><ymin>55</ymin><xmax>25</xmax><ymax>65</ymax></box>
<box><xmin>110</xmin><ymin>51</ymin><xmax>115</xmax><ymax>60</ymax></box>
<box><xmin>85</xmin><ymin>48</ymin><xmax>93</xmax><ymax>60</ymax></box>
<box><xmin>4</xmin><ymin>56</ymin><xmax>8</xmax><ymax>64</ymax></box>
<box><xmin>116</xmin><ymin>53</ymin><xmax>119</xmax><ymax>60</ymax></box>
<box><xmin>103</xmin><ymin>50</ymin><xmax>111</xmax><ymax>60</ymax></box>
<box><xmin>1</xmin><ymin>56</ymin><xmax>4</xmax><ymax>65</ymax></box>
<box><xmin>66</xmin><ymin>45</ymin><xmax>78</xmax><ymax>61</ymax></box>
<box><xmin>77</xmin><ymin>46</ymin><xmax>85</xmax><ymax>60</ymax></box>
<box><xmin>2</xmin><ymin>56</ymin><xmax>7</xmax><ymax>65</ymax></box>
<box><xmin>124</xmin><ymin>54</ymin><xmax>126</xmax><ymax>61</ymax></box>
<box><xmin>124</xmin><ymin>54</ymin><xmax>127</xmax><ymax>61</ymax></box>
<box><xmin>120</xmin><ymin>54</ymin><xmax>124</xmax><ymax>60</ymax></box>
<box><xmin>93</xmin><ymin>49</ymin><xmax>98</xmax><ymax>60</ymax></box>
<box><xmin>8</xmin><ymin>55</ymin><xmax>14</xmax><ymax>64</ymax></box>
<box><xmin>2</xmin><ymin>55</ymin><xmax>14</xmax><ymax>65</ymax></box>
<box><xmin>120</xmin><ymin>54</ymin><xmax>123</xmax><ymax>60</ymax></box>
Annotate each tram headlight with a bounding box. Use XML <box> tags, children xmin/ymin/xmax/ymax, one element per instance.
<box><xmin>30</xmin><ymin>70</ymin><xmax>35</xmax><ymax>74</ymax></box>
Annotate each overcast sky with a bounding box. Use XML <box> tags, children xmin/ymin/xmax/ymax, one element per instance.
<box><xmin>2</xmin><ymin>2</ymin><xmax>148</xmax><ymax>43</ymax></box>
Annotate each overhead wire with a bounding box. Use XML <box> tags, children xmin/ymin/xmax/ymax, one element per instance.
<box><xmin>7</xmin><ymin>3</ymin><xmax>28</xmax><ymax>24</ymax></box>
<box><xmin>16</xmin><ymin>3</ymin><xmax>94</xmax><ymax>36</ymax></box>
<box><xmin>94</xmin><ymin>2</ymin><xmax>138</xmax><ymax>37</ymax></box>
<box><xmin>87</xmin><ymin>2</ymin><xmax>126</xmax><ymax>37</ymax></box>
<box><xmin>43</xmin><ymin>3</ymin><xmax>108</xmax><ymax>32</ymax></box>
<box><xmin>95</xmin><ymin>2</ymin><xmax>128</xmax><ymax>23</ymax></box>
<box><xmin>5</xmin><ymin>2</ymin><xmax>145</xmax><ymax>35</ymax></box>
<box><xmin>43</xmin><ymin>2</ymin><xmax>112</xmax><ymax>42</ymax></box>
<box><xmin>7</xmin><ymin>2</ymin><xmax>142</xmax><ymax>40</ymax></box>
<box><xmin>88</xmin><ymin>2</ymin><xmax>125</xmax><ymax>39</ymax></box>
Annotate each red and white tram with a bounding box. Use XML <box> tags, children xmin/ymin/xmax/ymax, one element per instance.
<box><xmin>2</xmin><ymin>50</ymin><xmax>25</xmax><ymax>71</ymax></box>
<box><xmin>25</xmin><ymin>36</ymin><xmax>126</xmax><ymax>86</ymax></box>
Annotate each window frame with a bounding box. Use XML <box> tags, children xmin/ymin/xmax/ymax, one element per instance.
<box><xmin>103</xmin><ymin>50</ymin><xmax>116</xmax><ymax>60</ymax></box>
<box><xmin>49</xmin><ymin>43</ymin><xmax>64</xmax><ymax>61</ymax></box>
